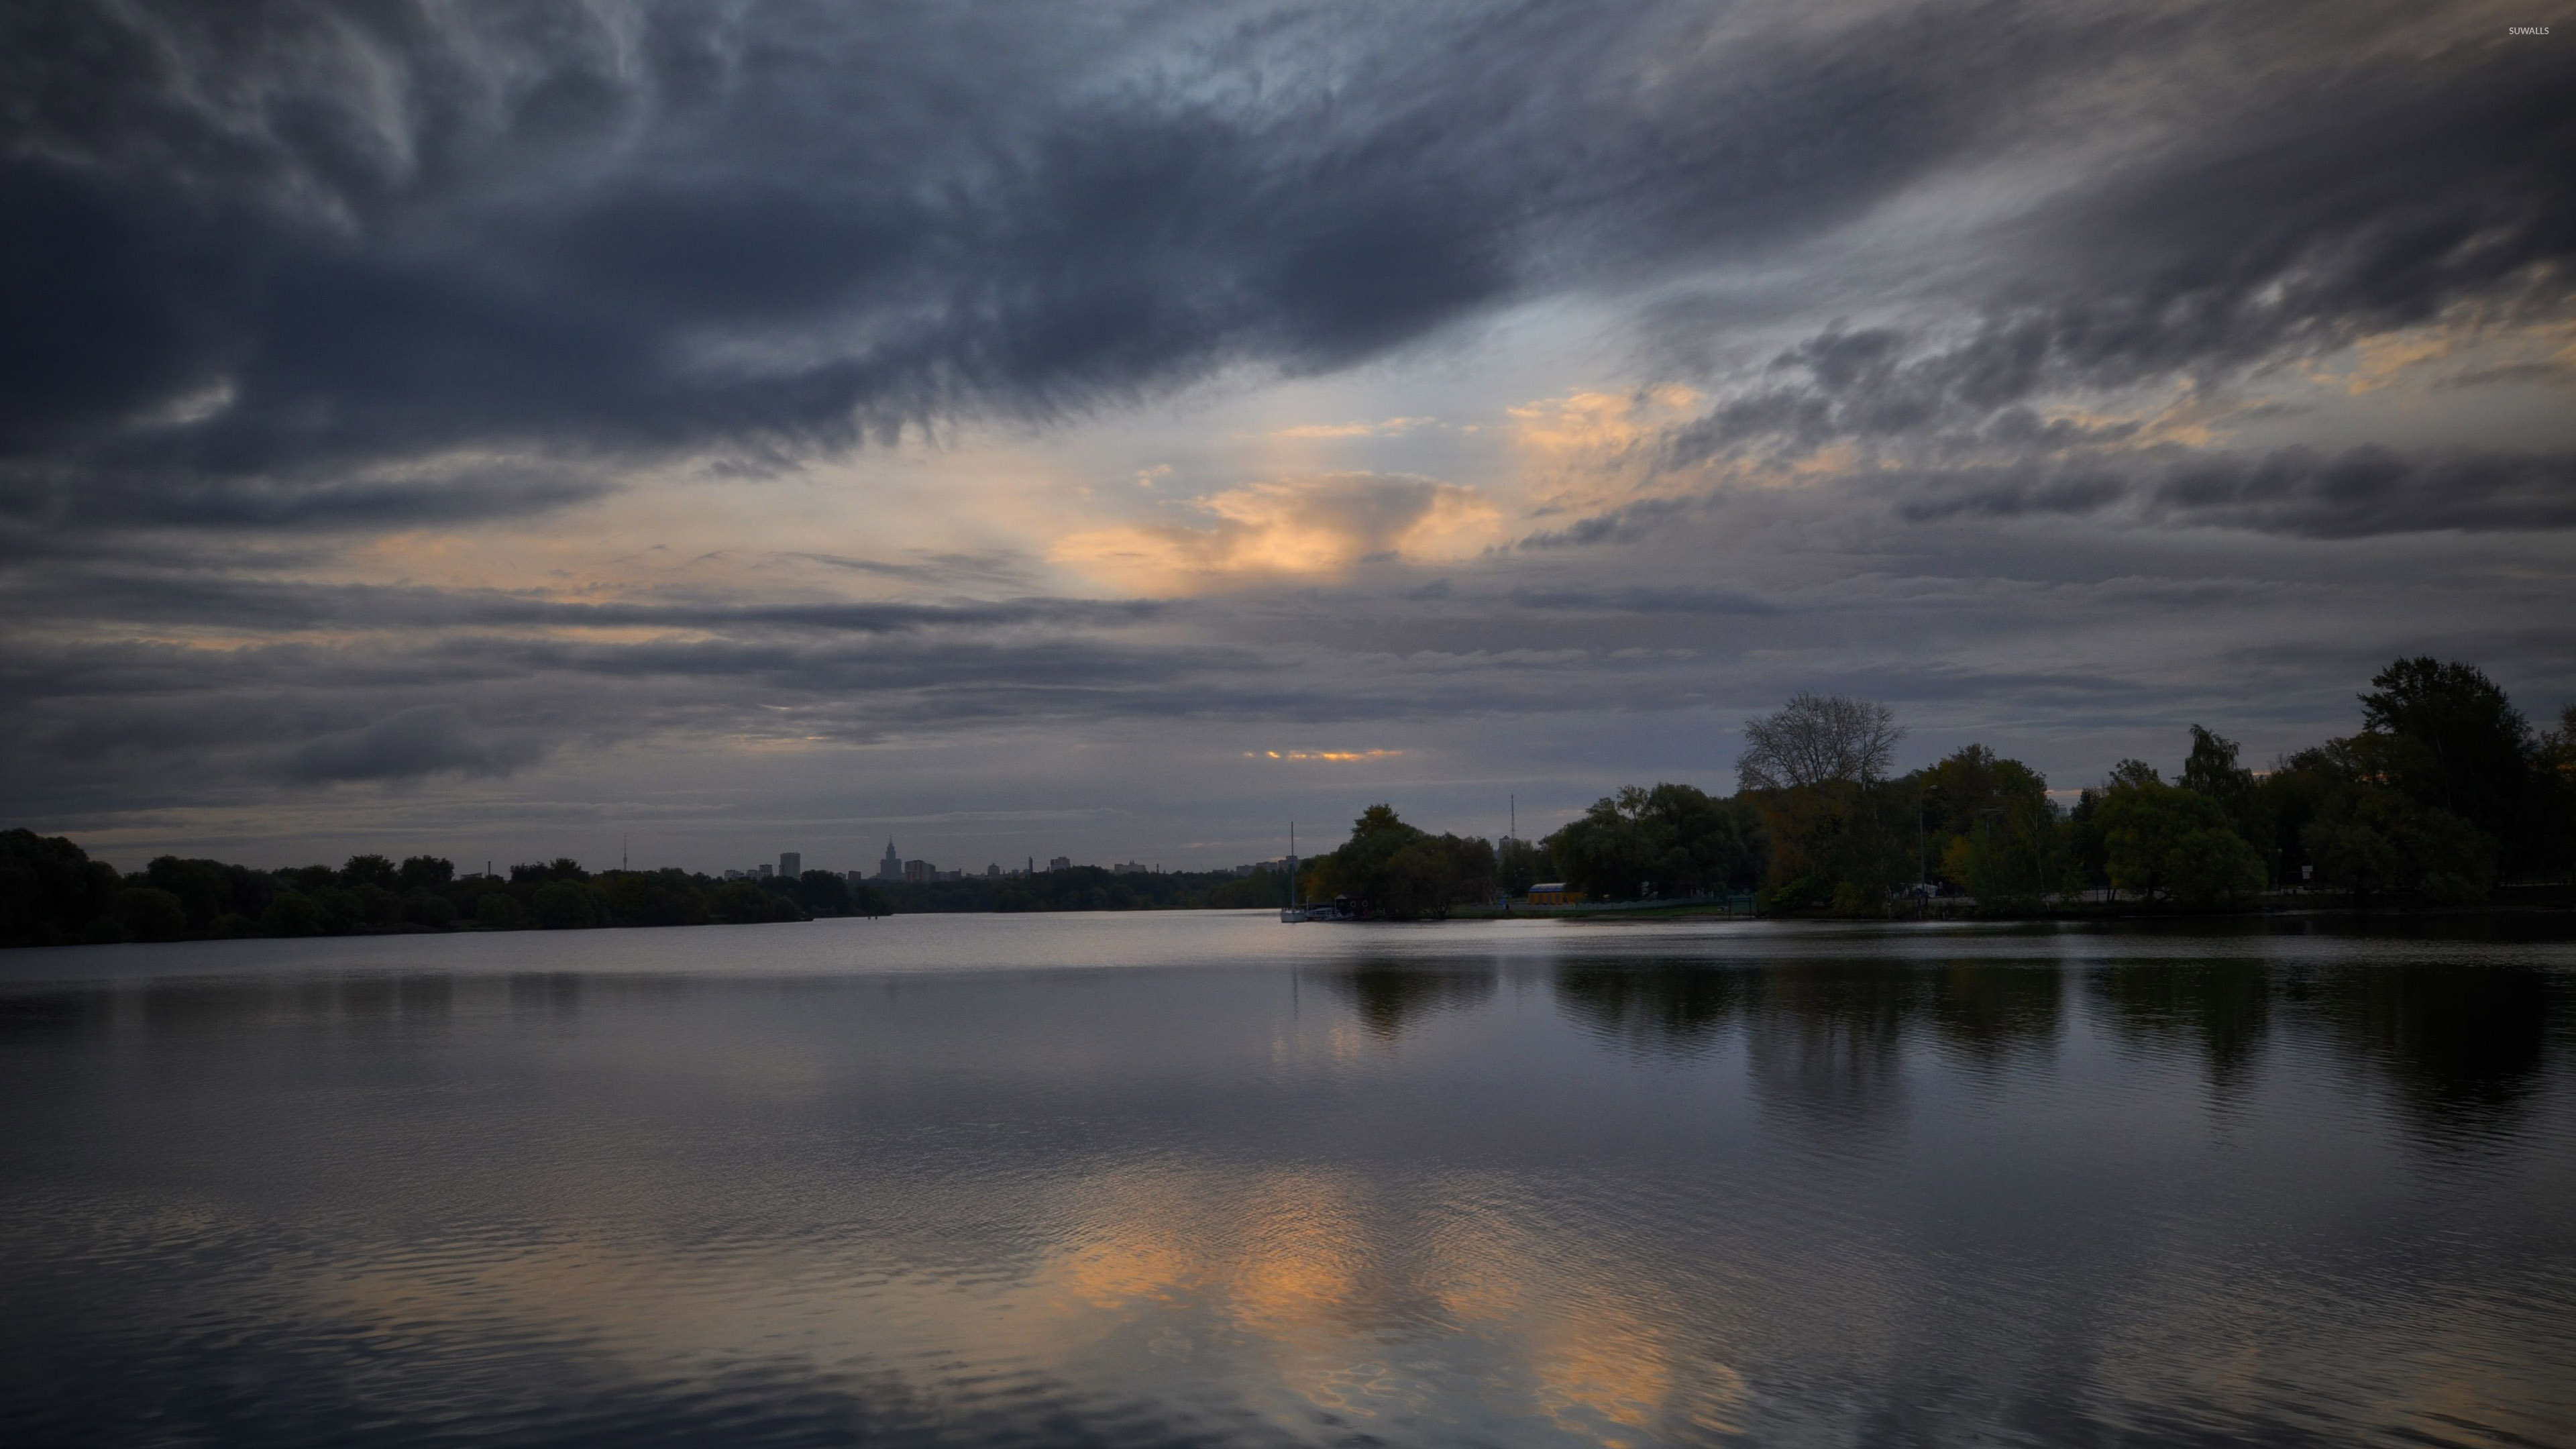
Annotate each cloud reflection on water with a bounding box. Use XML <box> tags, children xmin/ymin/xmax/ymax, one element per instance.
<box><xmin>0</xmin><ymin>920</ymin><xmax>2570</xmax><ymax>1446</ymax></box>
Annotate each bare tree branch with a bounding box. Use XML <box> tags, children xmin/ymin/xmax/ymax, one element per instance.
<box><xmin>1737</xmin><ymin>692</ymin><xmax>1904</xmax><ymax>791</ymax></box>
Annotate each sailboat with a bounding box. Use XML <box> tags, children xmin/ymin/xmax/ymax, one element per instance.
<box><xmin>1279</xmin><ymin>822</ymin><xmax>1309</xmax><ymax>922</ymax></box>
<box><xmin>1280</xmin><ymin>823</ymin><xmax>1348</xmax><ymax>922</ymax></box>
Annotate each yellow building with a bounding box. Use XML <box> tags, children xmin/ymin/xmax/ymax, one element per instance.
<box><xmin>1523</xmin><ymin>883</ymin><xmax>1585</xmax><ymax>906</ymax></box>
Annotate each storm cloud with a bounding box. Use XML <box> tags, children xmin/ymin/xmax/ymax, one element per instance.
<box><xmin>1890</xmin><ymin>447</ymin><xmax>2576</xmax><ymax>537</ymax></box>
<box><xmin>3</xmin><ymin>0</ymin><xmax>2571</xmax><ymax>867</ymax></box>
<box><xmin>5</xmin><ymin>2</ymin><xmax>2558</xmax><ymax>498</ymax></box>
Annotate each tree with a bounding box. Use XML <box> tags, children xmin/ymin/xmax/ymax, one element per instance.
<box><xmin>2179</xmin><ymin>725</ymin><xmax>2271</xmax><ymax>871</ymax></box>
<box><xmin>0</xmin><ymin>829</ymin><xmax>123</xmax><ymax>947</ymax></box>
<box><xmin>1200</xmin><ymin>868</ymin><xmax>1290</xmax><ymax>910</ymax></box>
<box><xmin>532</xmin><ymin>880</ymin><xmax>604</xmax><ymax>928</ymax></box>
<box><xmin>2065</xmin><ymin>789</ymin><xmax>2109</xmax><ymax>892</ymax></box>
<box><xmin>398</xmin><ymin>855</ymin><xmax>455</xmax><ymax>890</ymax></box>
<box><xmin>513</xmin><ymin>859</ymin><xmax>590</xmax><ymax>883</ymax></box>
<box><xmin>351</xmin><ymin>882</ymin><xmax>403</xmax><ymax>926</ymax></box>
<box><xmin>709</xmin><ymin>880</ymin><xmax>789</xmax><ymax>924</ymax></box>
<box><xmin>2163</xmin><ymin>828</ymin><xmax>2269</xmax><ymax>910</ymax></box>
<box><xmin>1544</xmin><ymin>784</ymin><xmax>1762</xmax><ymax>900</ymax></box>
<box><xmin>1305</xmin><ymin>805</ymin><xmax>1495</xmax><ymax>918</ymax></box>
<box><xmin>142</xmin><ymin>857</ymin><xmax>236</xmax><ymax>930</ymax></box>
<box><xmin>1745</xmin><ymin>776</ymin><xmax>1917</xmax><ymax>914</ymax></box>
<box><xmin>340</xmin><ymin>854</ymin><xmax>399</xmax><ymax>890</ymax></box>
<box><xmin>1497</xmin><ymin>837</ymin><xmax>1552</xmax><ymax>895</ymax></box>
<box><xmin>2538</xmin><ymin>703</ymin><xmax>2576</xmax><ymax>879</ymax></box>
<box><xmin>2257</xmin><ymin>749</ymin><xmax>2339</xmax><ymax>887</ymax></box>
<box><xmin>598</xmin><ymin>869</ymin><xmax>710</xmax><ymax>927</ymax></box>
<box><xmin>2105</xmin><ymin>759</ymin><xmax>2162</xmax><ymax>790</ymax></box>
<box><xmin>1737</xmin><ymin>693</ymin><xmax>1904</xmax><ymax>792</ymax></box>
<box><xmin>797</xmin><ymin>869</ymin><xmax>853</xmax><ymax>916</ymax></box>
<box><xmin>1915</xmin><ymin>745</ymin><xmax>2056</xmax><ymax>902</ymax></box>
<box><xmin>115</xmin><ymin>887</ymin><xmax>189</xmax><ymax>942</ymax></box>
<box><xmin>2357</xmin><ymin>657</ymin><xmax>2538</xmax><ymax>869</ymax></box>
<box><xmin>2305</xmin><ymin>786</ymin><xmax>2493</xmax><ymax>906</ymax></box>
<box><xmin>262</xmin><ymin>892</ymin><xmax>326</xmax><ymax>936</ymax></box>
<box><xmin>2096</xmin><ymin>779</ymin><xmax>2262</xmax><ymax>907</ymax></box>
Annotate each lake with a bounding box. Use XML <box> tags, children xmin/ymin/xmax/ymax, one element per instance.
<box><xmin>2</xmin><ymin>912</ymin><xmax>2571</xmax><ymax>1447</ymax></box>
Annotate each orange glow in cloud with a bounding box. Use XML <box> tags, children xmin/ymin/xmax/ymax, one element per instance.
<box><xmin>1506</xmin><ymin>386</ymin><xmax>1700</xmax><ymax>460</ymax></box>
<box><xmin>1251</xmin><ymin>417</ymin><xmax>1438</xmax><ymax>439</ymax></box>
<box><xmin>1052</xmin><ymin>473</ymin><xmax>1499</xmax><ymax>593</ymax></box>
<box><xmin>1246</xmin><ymin>749</ymin><xmax>1404</xmax><ymax>762</ymax></box>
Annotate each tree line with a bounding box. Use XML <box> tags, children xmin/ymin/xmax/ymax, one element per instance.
<box><xmin>0</xmin><ymin>849</ymin><xmax>875</xmax><ymax>949</ymax></box>
<box><xmin>870</xmin><ymin>867</ymin><xmax>1293</xmax><ymax>914</ymax></box>
<box><xmin>0</xmin><ymin>839</ymin><xmax>1320</xmax><ymax>948</ymax></box>
<box><xmin>1515</xmin><ymin>657</ymin><xmax>2576</xmax><ymax>915</ymax></box>
<box><xmin>7</xmin><ymin>655</ymin><xmax>2568</xmax><ymax>944</ymax></box>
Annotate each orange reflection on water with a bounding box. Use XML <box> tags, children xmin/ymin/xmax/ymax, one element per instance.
<box><xmin>303</xmin><ymin>1155</ymin><xmax>1753</xmax><ymax>1448</ymax></box>
<box><xmin>1430</xmin><ymin>1195</ymin><xmax>1746</xmax><ymax>1446</ymax></box>
<box><xmin>1038</xmin><ymin>1165</ymin><xmax>1748</xmax><ymax>1444</ymax></box>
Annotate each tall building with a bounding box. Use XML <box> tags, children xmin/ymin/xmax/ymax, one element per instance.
<box><xmin>904</xmin><ymin>859</ymin><xmax>930</xmax><ymax>884</ymax></box>
<box><xmin>877</xmin><ymin>839</ymin><xmax>902</xmax><ymax>881</ymax></box>
<box><xmin>1048</xmin><ymin>855</ymin><xmax>1072</xmax><ymax>872</ymax></box>
<box><xmin>757</xmin><ymin>863</ymin><xmax>773</xmax><ymax>879</ymax></box>
<box><xmin>779</xmin><ymin>851</ymin><xmax>800</xmax><ymax>879</ymax></box>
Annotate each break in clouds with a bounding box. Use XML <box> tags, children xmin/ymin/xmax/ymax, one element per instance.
<box><xmin>3</xmin><ymin>0</ymin><xmax>2572</xmax><ymax>867</ymax></box>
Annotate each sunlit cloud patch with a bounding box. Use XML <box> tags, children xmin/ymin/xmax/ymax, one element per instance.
<box><xmin>1246</xmin><ymin>751</ymin><xmax>1407</xmax><ymax>763</ymax></box>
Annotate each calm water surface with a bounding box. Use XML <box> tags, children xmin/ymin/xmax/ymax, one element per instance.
<box><xmin>3</xmin><ymin>913</ymin><xmax>2572</xmax><ymax>1447</ymax></box>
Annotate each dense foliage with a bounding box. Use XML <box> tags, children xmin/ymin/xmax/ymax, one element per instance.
<box><xmin>1805</xmin><ymin>657</ymin><xmax>2572</xmax><ymax>915</ymax></box>
<box><xmin>1302</xmin><ymin>806</ymin><xmax>1499</xmax><ymax>919</ymax></box>
<box><xmin>1569</xmin><ymin>657</ymin><xmax>2572</xmax><ymax>917</ymax></box>
<box><xmin>1540</xmin><ymin>784</ymin><xmax>1764</xmax><ymax>900</ymax></box>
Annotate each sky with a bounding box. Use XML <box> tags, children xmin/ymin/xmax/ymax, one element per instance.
<box><xmin>4</xmin><ymin>0</ymin><xmax>2573</xmax><ymax>875</ymax></box>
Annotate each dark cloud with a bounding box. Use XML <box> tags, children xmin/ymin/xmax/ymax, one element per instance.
<box><xmin>1642</xmin><ymin>13</ymin><xmax>2576</xmax><ymax>514</ymax></box>
<box><xmin>2014</xmin><ymin>30</ymin><xmax>2576</xmax><ymax>381</ymax></box>
<box><xmin>16</xmin><ymin>0</ymin><xmax>2561</xmax><ymax>529</ymax></box>
<box><xmin>1886</xmin><ymin>445</ymin><xmax>2576</xmax><ymax>538</ymax></box>
<box><xmin>1506</xmin><ymin>586</ymin><xmax>1778</xmax><ymax>616</ymax></box>
<box><xmin>1517</xmin><ymin>496</ymin><xmax>1699</xmax><ymax>550</ymax></box>
<box><xmin>2147</xmin><ymin>446</ymin><xmax>2576</xmax><ymax>539</ymax></box>
<box><xmin>0</xmin><ymin>568</ymin><xmax>1169</xmax><ymax>635</ymax></box>
<box><xmin>0</xmin><ymin>0</ymin><xmax>1542</xmax><ymax>505</ymax></box>
<box><xmin>1886</xmin><ymin>466</ymin><xmax>2138</xmax><ymax>524</ymax></box>
<box><xmin>284</xmin><ymin>705</ymin><xmax>547</xmax><ymax>782</ymax></box>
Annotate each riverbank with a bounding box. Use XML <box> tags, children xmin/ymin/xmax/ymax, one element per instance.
<box><xmin>1472</xmin><ymin>881</ymin><xmax>2575</xmax><ymax>923</ymax></box>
